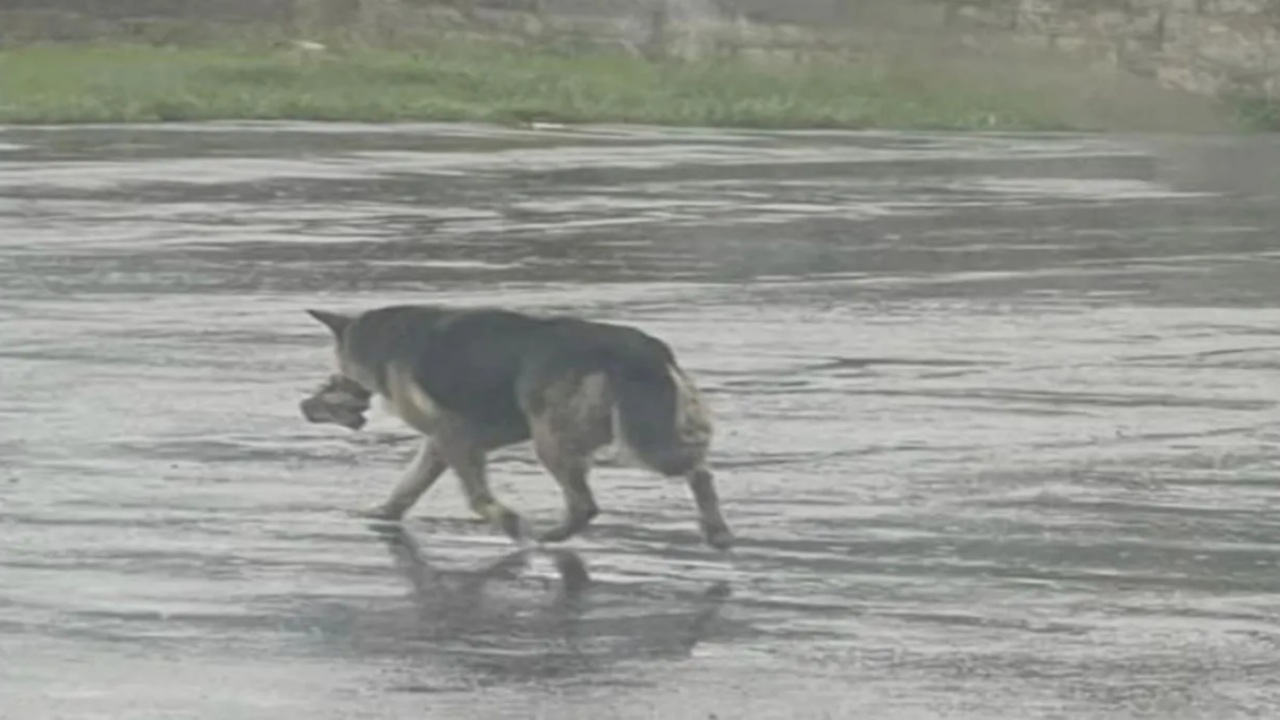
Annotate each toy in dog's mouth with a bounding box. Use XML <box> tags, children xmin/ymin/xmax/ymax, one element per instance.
<box><xmin>300</xmin><ymin>374</ymin><xmax>372</xmax><ymax>430</ymax></box>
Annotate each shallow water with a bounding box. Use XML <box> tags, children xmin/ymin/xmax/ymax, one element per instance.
<box><xmin>2</xmin><ymin>122</ymin><xmax>1279</xmax><ymax>720</ymax></box>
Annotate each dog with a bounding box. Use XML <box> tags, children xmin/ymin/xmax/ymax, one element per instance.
<box><xmin>302</xmin><ymin>304</ymin><xmax>733</xmax><ymax>551</ymax></box>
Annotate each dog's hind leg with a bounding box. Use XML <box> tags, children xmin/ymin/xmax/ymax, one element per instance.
<box><xmin>352</xmin><ymin>438</ymin><xmax>447</xmax><ymax>521</ymax></box>
<box><xmin>523</xmin><ymin>372</ymin><xmax>613</xmax><ymax>544</ymax></box>
<box><xmin>686</xmin><ymin>466</ymin><xmax>733</xmax><ymax>551</ymax></box>
<box><xmin>532</xmin><ymin>424</ymin><xmax>599</xmax><ymax>543</ymax></box>
<box><xmin>608</xmin><ymin>360</ymin><xmax>733</xmax><ymax>551</ymax></box>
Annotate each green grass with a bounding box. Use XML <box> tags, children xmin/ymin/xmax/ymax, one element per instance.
<box><xmin>1232</xmin><ymin>96</ymin><xmax>1280</xmax><ymax>131</ymax></box>
<box><xmin>0</xmin><ymin>41</ymin><xmax>1250</xmax><ymax>131</ymax></box>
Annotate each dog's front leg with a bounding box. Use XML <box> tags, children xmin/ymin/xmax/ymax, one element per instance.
<box><xmin>434</xmin><ymin>429</ymin><xmax>532</xmax><ymax>544</ymax></box>
<box><xmin>351</xmin><ymin>438</ymin><xmax>447</xmax><ymax>521</ymax></box>
<box><xmin>687</xmin><ymin>467</ymin><xmax>734</xmax><ymax>551</ymax></box>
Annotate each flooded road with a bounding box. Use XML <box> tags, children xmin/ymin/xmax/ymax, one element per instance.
<box><xmin>2</xmin><ymin>122</ymin><xmax>1279</xmax><ymax>719</ymax></box>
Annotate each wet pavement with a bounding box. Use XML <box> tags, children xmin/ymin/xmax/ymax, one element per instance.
<box><xmin>2</xmin><ymin>122</ymin><xmax>1279</xmax><ymax>719</ymax></box>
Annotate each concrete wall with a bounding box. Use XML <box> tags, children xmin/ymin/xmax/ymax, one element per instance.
<box><xmin>942</xmin><ymin>0</ymin><xmax>1280</xmax><ymax>99</ymax></box>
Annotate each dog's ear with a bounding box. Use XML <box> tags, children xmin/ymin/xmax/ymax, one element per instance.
<box><xmin>306</xmin><ymin>309</ymin><xmax>353</xmax><ymax>338</ymax></box>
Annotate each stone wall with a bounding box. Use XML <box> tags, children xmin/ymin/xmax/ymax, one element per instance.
<box><xmin>0</xmin><ymin>0</ymin><xmax>295</xmax><ymax>42</ymax></box>
<box><xmin>1</xmin><ymin>0</ymin><xmax>1277</xmax><ymax>101</ymax></box>
<box><xmin>0</xmin><ymin>0</ymin><xmax>292</xmax><ymax>22</ymax></box>
<box><xmin>942</xmin><ymin>0</ymin><xmax>1280</xmax><ymax>100</ymax></box>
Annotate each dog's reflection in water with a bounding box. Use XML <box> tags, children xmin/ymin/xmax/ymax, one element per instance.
<box><xmin>366</xmin><ymin>525</ymin><xmax>732</xmax><ymax>684</ymax></box>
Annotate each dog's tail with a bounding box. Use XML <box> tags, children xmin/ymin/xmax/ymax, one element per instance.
<box><xmin>604</xmin><ymin>351</ymin><xmax>712</xmax><ymax>477</ymax></box>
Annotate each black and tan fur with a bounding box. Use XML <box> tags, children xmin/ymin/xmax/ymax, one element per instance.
<box><xmin>304</xmin><ymin>304</ymin><xmax>733</xmax><ymax>550</ymax></box>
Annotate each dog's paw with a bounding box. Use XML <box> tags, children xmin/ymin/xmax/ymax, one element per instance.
<box><xmin>498</xmin><ymin>510</ymin><xmax>535</xmax><ymax>546</ymax></box>
<box><xmin>703</xmin><ymin>524</ymin><xmax>735</xmax><ymax>552</ymax></box>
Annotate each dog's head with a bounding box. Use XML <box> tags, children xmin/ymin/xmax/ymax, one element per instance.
<box><xmin>302</xmin><ymin>308</ymin><xmax>376</xmax><ymax>429</ymax></box>
<box><xmin>306</xmin><ymin>306</ymin><xmax>391</xmax><ymax>394</ymax></box>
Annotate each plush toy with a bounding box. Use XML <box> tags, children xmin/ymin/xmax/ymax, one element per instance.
<box><xmin>299</xmin><ymin>374</ymin><xmax>372</xmax><ymax>430</ymax></box>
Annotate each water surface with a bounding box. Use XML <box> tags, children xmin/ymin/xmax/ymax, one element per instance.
<box><xmin>2</xmin><ymin>122</ymin><xmax>1279</xmax><ymax>719</ymax></box>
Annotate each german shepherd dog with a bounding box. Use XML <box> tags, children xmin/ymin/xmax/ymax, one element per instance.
<box><xmin>302</xmin><ymin>305</ymin><xmax>733</xmax><ymax>551</ymax></box>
